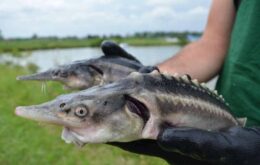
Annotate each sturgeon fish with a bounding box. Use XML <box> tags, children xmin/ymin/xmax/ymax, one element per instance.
<box><xmin>16</xmin><ymin>41</ymin><xmax>147</xmax><ymax>90</ymax></box>
<box><xmin>15</xmin><ymin>71</ymin><xmax>246</xmax><ymax>147</ymax></box>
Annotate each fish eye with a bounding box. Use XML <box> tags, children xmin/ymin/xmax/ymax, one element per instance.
<box><xmin>103</xmin><ymin>101</ymin><xmax>108</xmax><ymax>106</ymax></box>
<box><xmin>60</xmin><ymin>103</ymin><xmax>66</xmax><ymax>108</ymax></box>
<box><xmin>60</xmin><ymin>72</ymin><xmax>68</xmax><ymax>78</ymax></box>
<box><xmin>75</xmin><ymin>106</ymin><xmax>88</xmax><ymax>117</ymax></box>
<box><xmin>52</xmin><ymin>70</ymin><xmax>60</xmax><ymax>76</ymax></box>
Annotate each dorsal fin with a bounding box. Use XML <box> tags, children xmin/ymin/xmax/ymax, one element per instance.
<box><xmin>101</xmin><ymin>40</ymin><xmax>141</xmax><ymax>63</ymax></box>
<box><xmin>169</xmin><ymin>72</ymin><xmax>228</xmax><ymax>105</ymax></box>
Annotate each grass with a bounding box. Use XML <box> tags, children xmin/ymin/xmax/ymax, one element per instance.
<box><xmin>0</xmin><ymin>64</ymin><xmax>167</xmax><ymax>165</ymax></box>
<box><xmin>0</xmin><ymin>38</ymin><xmax>104</xmax><ymax>55</ymax></box>
<box><xmin>121</xmin><ymin>37</ymin><xmax>188</xmax><ymax>46</ymax></box>
<box><xmin>0</xmin><ymin>37</ymin><xmax>185</xmax><ymax>56</ymax></box>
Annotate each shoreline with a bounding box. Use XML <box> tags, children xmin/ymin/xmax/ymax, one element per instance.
<box><xmin>0</xmin><ymin>37</ymin><xmax>187</xmax><ymax>56</ymax></box>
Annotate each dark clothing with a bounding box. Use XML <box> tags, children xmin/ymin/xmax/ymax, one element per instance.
<box><xmin>216</xmin><ymin>0</ymin><xmax>260</xmax><ymax>126</ymax></box>
<box><xmin>234</xmin><ymin>0</ymin><xmax>242</xmax><ymax>10</ymax></box>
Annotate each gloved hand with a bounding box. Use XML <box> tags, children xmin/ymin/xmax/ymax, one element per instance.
<box><xmin>110</xmin><ymin>126</ymin><xmax>260</xmax><ymax>165</ymax></box>
<box><xmin>158</xmin><ymin>126</ymin><xmax>260</xmax><ymax>165</ymax></box>
<box><xmin>109</xmin><ymin>139</ymin><xmax>210</xmax><ymax>165</ymax></box>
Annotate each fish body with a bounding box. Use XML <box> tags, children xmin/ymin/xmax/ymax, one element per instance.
<box><xmin>16</xmin><ymin>41</ymin><xmax>144</xmax><ymax>90</ymax></box>
<box><xmin>15</xmin><ymin>71</ymin><xmax>245</xmax><ymax>146</ymax></box>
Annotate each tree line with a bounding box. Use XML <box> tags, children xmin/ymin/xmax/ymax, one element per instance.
<box><xmin>0</xmin><ymin>30</ymin><xmax>201</xmax><ymax>41</ymax></box>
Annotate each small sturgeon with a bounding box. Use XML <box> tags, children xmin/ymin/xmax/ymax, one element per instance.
<box><xmin>16</xmin><ymin>41</ymin><xmax>147</xmax><ymax>90</ymax></box>
<box><xmin>15</xmin><ymin>71</ymin><xmax>246</xmax><ymax>146</ymax></box>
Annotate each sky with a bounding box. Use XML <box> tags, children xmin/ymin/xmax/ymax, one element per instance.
<box><xmin>0</xmin><ymin>0</ymin><xmax>212</xmax><ymax>38</ymax></box>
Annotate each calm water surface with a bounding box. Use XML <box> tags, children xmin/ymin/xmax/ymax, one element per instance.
<box><xmin>0</xmin><ymin>46</ymin><xmax>181</xmax><ymax>71</ymax></box>
<box><xmin>0</xmin><ymin>45</ymin><xmax>216</xmax><ymax>88</ymax></box>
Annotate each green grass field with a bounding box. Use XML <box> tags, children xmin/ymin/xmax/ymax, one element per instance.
<box><xmin>0</xmin><ymin>38</ymin><xmax>104</xmax><ymax>56</ymax></box>
<box><xmin>0</xmin><ymin>64</ymin><xmax>167</xmax><ymax>165</ymax></box>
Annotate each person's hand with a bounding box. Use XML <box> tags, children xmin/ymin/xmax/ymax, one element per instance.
<box><xmin>158</xmin><ymin>127</ymin><xmax>260</xmax><ymax>165</ymax></box>
<box><xmin>109</xmin><ymin>139</ymin><xmax>211</xmax><ymax>165</ymax></box>
<box><xmin>109</xmin><ymin>126</ymin><xmax>260</xmax><ymax>165</ymax></box>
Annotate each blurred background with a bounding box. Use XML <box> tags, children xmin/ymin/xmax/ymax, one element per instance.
<box><xmin>0</xmin><ymin>0</ymin><xmax>211</xmax><ymax>164</ymax></box>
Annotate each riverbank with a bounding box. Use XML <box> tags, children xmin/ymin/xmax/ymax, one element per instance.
<box><xmin>0</xmin><ymin>37</ymin><xmax>187</xmax><ymax>56</ymax></box>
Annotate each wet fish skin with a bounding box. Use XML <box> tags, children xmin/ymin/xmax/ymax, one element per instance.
<box><xmin>16</xmin><ymin>41</ymin><xmax>144</xmax><ymax>90</ymax></box>
<box><xmin>15</xmin><ymin>71</ymin><xmax>245</xmax><ymax>146</ymax></box>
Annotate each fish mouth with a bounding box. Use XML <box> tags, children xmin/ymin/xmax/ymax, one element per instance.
<box><xmin>61</xmin><ymin>127</ymin><xmax>86</xmax><ymax>147</ymax></box>
<box><xmin>125</xmin><ymin>95</ymin><xmax>150</xmax><ymax>126</ymax></box>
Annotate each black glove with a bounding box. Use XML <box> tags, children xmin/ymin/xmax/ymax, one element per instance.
<box><xmin>158</xmin><ymin>127</ymin><xmax>260</xmax><ymax>165</ymax></box>
<box><xmin>109</xmin><ymin>140</ymin><xmax>211</xmax><ymax>165</ymax></box>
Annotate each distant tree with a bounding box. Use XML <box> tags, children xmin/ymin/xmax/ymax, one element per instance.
<box><xmin>0</xmin><ymin>29</ymin><xmax>3</xmax><ymax>40</ymax></box>
<box><xmin>44</xmin><ymin>36</ymin><xmax>59</xmax><ymax>40</ymax></box>
<box><xmin>109</xmin><ymin>34</ymin><xmax>122</xmax><ymax>39</ymax></box>
<box><xmin>86</xmin><ymin>35</ymin><xmax>100</xmax><ymax>39</ymax></box>
<box><xmin>32</xmin><ymin>33</ymin><xmax>38</xmax><ymax>39</ymax></box>
<box><xmin>62</xmin><ymin>36</ymin><xmax>78</xmax><ymax>40</ymax></box>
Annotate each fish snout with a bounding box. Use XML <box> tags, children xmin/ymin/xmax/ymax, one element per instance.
<box><xmin>16</xmin><ymin>70</ymin><xmax>54</xmax><ymax>81</ymax></box>
<box><xmin>15</xmin><ymin>106</ymin><xmax>26</xmax><ymax>116</ymax></box>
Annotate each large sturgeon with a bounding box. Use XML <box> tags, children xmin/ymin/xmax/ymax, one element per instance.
<box><xmin>15</xmin><ymin>71</ymin><xmax>246</xmax><ymax>147</ymax></box>
<box><xmin>16</xmin><ymin>41</ymin><xmax>148</xmax><ymax>90</ymax></box>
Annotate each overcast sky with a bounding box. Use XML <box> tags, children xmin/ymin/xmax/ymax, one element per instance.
<box><xmin>0</xmin><ymin>0</ymin><xmax>212</xmax><ymax>38</ymax></box>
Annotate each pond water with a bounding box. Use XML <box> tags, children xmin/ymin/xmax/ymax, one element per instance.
<box><xmin>0</xmin><ymin>45</ymin><xmax>217</xmax><ymax>88</ymax></box>
<box><xmin>0</xmin><ymin>46</ymin><xmax>180</xmax><ymax>71</ymax></box>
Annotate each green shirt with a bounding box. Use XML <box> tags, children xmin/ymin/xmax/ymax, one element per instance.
<box><xmin>216</xmin><ymin>0</ymin><xmax>260</xmax><ymax>126</ymax></box>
